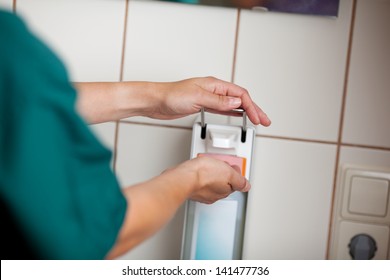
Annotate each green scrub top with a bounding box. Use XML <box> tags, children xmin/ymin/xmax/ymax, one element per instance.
<box><xmin>0</xmin><ymin>10</ymin><xmax>127</xmax><ymax>259</ymax></box>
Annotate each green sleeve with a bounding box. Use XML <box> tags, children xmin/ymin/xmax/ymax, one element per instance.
<box><xmin>0</xmin><ymin>11</ymin><xmax>127</xmax><ymax>259</ymax></box>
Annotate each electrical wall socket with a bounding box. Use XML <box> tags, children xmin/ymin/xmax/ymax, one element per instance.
<box><xmin>329</xmin><ymin>164</ymin><xmax>390</xmax><ymax>259</ymax></box>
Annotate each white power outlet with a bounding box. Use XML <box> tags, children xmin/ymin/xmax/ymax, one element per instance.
<box><xmin>329</xmin><ymin>165</ymin><xmax>390</xmax><ymax>259</ymax></box>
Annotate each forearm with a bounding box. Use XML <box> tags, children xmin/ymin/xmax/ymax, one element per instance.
<box><xmin>105</xmin><ymin>156</ymin><xmax>249</xmax><ymax>259</ymax></box>
<box><xmin>74</xmin><ymin>82</ymin><xmax>160</xmax><ymax>124</ymax></box>
<box><xmin>105</xmin><ymin>167</ymin><xmax>196</xmax><ymax>259</ymax></box>
<box><xmin>74</xmin><ymin>77</ymin><xmax>271</xmax><ymax>126</ymax></box>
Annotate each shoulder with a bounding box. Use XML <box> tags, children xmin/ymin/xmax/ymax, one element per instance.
<box><xmin>0</xmin><ymin>10</ymin><xmax>21</xmax><ymax>24</ymax></box>
<box><xmin>0</xmin><ymin>10</ymin><xmax>66</xmax><ymax>71</ymax></box>
<box><xmin>0</xmin><ymin>10</ymin><xmax>72</xmax><ymax>103</ymax></box>
<box><xmin>0</xmin><ymin>10</ymin><xmax>30</xmax><ymax>43</ymax></box>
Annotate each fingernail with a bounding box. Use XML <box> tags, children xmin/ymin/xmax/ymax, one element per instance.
<box><xmin>262</xmin><ymin>114</ymin><xmax>271</xmax><ymax>126</ymax></box>
<box><xmin>244</xmin><ymin>182</ymin><xmax>251</xmax><ymax>192</ymax></box>
<box><xmin>266</xmin><ymin>115</ymin><xmax>271</xmax><ymax>125</ymax></box>
<box><xmin>228</xmin><ymin>97</ymin><xmax>241</xmax><ymax>107</ymax></box>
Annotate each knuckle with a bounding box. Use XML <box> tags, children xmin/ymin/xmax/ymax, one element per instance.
<box><xmin>242</xmin><ymin>88</ymin><xmax>249</xmax><ymax>96</ymax></box>
<box><xmin>205</xmin><ymin>75</ymin><xmax>216</xmax><ymax>81</ymax></box>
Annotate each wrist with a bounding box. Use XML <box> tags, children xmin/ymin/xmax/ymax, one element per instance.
<box><xmin>162</xmin><ymin>160</ymin><xmax>199</xmax><ymax>200</ymax></box>
<box><xmin>117</xmin><ymin>81</ymin><xmax>161</xmax><ymax>119</ymax></box>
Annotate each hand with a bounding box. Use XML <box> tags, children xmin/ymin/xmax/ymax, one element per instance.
<box><xmin>174</xmin><ymin>156</ymin><xmax>251</xmax><ymax>204</ymax></box>
<box><xmin>150</xmin><ymin>77</ymin><xmax>271</xmax><ymax>126</ymax></box>
<box><xmin>75</xmin><ymin>77</ymin><xmax>271</xmax><ymax>125</ymax></box>
<box><xmin>106</xmin><ymin>155</ymin><xmax>251</xmax><ymax>258</ymax></box>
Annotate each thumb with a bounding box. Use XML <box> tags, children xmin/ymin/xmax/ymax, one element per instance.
<box><xmin>198</xmin><ymin>89</ymin><xmax>242</xmax><ymax>111</ymax></box>
<box><xmin>228</xmin><ymin>165</ymin><xmax>251</xmax><ymax>193</ymax></box>
<box><xmin>230</xmin><ymin>164</ymin><xmax>242</xmax><ymax>174</ymax></box>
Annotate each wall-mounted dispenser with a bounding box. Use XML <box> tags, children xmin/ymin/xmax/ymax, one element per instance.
<box><xmin>180</xmin><ymin>108</ymin><xmax>255</xmax><ymax>260</ymax></box>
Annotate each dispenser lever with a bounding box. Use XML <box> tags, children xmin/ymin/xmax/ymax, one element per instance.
<box><xmin>200</xmin><ymin>108</ymin><xmax>247</xmax><ymax>143</ymax></box>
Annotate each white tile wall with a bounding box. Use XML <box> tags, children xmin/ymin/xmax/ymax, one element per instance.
<box><xmin>342</xmin><ymin>0</ymin><xmax>390</xmax><ymax>148</ymax></box>
<box><xmin>16</xmin><ymin>0</ymin><xmax>126</xmax><ymax>82</ymax></box>
<box><xmin>89</xmin><ymin>121</ymin><xmax>117</xmax><ymax>168</ymax></box>
<box><xmin>123</xmin><ymin>0</ymin><xmax>238</xmax><ymax>127</ymax></box>
<box><xmin>235</xmin><ymin>0</ymin><xmax>353</xmax><ymax>142</ymax></box>
<box><xmin>16</xmin><ymin>0</ymin><xmax>125</xmax><ymax>158</ymax></box>
<box><xmin>242</xmin><ymin>138</ymin><xmax>337</xmax><ymax>259</ymax></box>
<box><xmin>0</xmin><ymin>0</ymin><xmax>12</xmax><ymax>10</ymax></box>
<box><xmin>115</xmin><ymin>123</ymin><xmax>192</xmax><ymax>259</ymax></box>
<box><xmin>339</xmin><ymin>146</ymin><xmax>390</xmax><ymax>170</ymax></box>
<box><xmin>116</xmin><ymin>122</ymin><xmax>192</xmax><ymax>186</ymax></box>
<box><xmin>117</xmin><ymin>205</ymin><xmax>186</xmax><ymax>260</ymax></box>
<box><xmin>89</xmin><ymin>122</ymin><xmax>117</xmax><ymax>151</ymax></box>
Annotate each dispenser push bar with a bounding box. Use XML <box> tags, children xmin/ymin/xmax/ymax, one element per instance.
<box><xmin>200</xmin><ymin>108</ymin><xmax>247</xmax><ymax>142</ymax></box>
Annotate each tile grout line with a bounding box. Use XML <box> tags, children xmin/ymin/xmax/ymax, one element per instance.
<box><xmin>119</xmin><ymin>120</ymin><xmax>390</xmax><ymax>152</ymax></box>
<box><xmin>258</xmin><ymin>136</ymin><xmax>390</xmax><ymax>151</ymax></box>
<box><xmin>341</xmin><ymin>142</ymin><xmax>390</xmax><ymax>152</ymax></box>
<box><xmin>325</xmin><ymin>0</ymin><xmax>357</xmax><ymax>260</ymax></box>
<box><xmin>113</xmin><ymin>0</ymin><xmax>130</xmax><ymax>174</ymax></box>
<box><xmin>119</xmin><ymin>0</ymin><xmax>129</xmax><ymax>83</ymax></box>
<box><xmin>119</xmin><ymin>120</ymin><xmax>193</xmax><ymax>131</ymax></box>
<box><xmin>256</xmin><ymin>134</ymin><xmax>337</xmax><ymax>146</ymax></box>
<box><xmin>231</xmin><ymin>9</ymin><xmax>241</xmax><ymax>83</ymax></box>
<box><xmin>254</xmin><ymin>135</ymin><xmax>389</xmax><ymax>151</ymax></box>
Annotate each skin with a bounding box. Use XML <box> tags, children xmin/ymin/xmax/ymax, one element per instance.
<box><xmin>74</xmin><ymin>76</ymin><xmax>271</xmax><ymax>259</ymax></box>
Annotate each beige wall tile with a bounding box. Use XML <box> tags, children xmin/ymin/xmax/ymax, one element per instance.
<box><xmin>116</xmin><ymin>122</ymin><xmax>191</xmax><ymax>186</ymax></box>
<box><xmin>89</xmin><ymin>122</ymin><xmax>117</xmax><ymax>170</ymax></box>
<box><xmin>16</xmin><ymin>0</ymin><xmax>126</xmax><ymax>81</ymax></box>
<box><xmin>123</xmin><ymin>0</ymin><xmax>237</xmax><ymax>127</ymax></box>
<box><xmin>89</xmin><ymin>122</ymin><xmax>117</xmax><ymax>151</ymax></box>
<box><xmin>117</xmin><ymin>204</ymin><xmax>186</xmax><ymax>260</ymax></box>
<box><xmin>115</xmin><ymin>122</ymin><xmax>192</xmax><ymax>259</ymax></box>
<box><xmin>339</xmin><ymin>146</ymin><xmax>390</xmax><ymax>169</ymax></box>
<box><xmin>242</xmin><ymin>138</ymin><xmax>337</xmax><ymax>259</ymax></box>
<box><xmin>235</xmin><ymin>0</ymin><xmax>353</xmax><ymax>141</ymax></box>
<box><xmin>0</xmin><ymin>0</ymin><xmax>12</xmax><ymax>10</ymax></box>
<box><xmin>342</xmin><ymin>0</ymin><xmax>390</xmax><ymax>148</ymax></box>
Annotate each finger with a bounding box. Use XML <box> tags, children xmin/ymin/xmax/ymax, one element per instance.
<box><xmin>196</xmin><ymin>88</ymin><xmax>242</xmax><ymax>112</ymax></box>
<box><xmin>198</xmin><ymin>88</ymin><xmax>262</xmax><ymax>125</ymax></box>
<box><xmin>230</xmin><ymin>164</ymin><xmax>242</xmax><ymax>174</ymax></box>
<box><xmin>205</xmin><ymin>79</ymin><xmax>264</xmax><ymax>125</ymax></box>
<box><xmin>201</xmin><ymin>77</ymin><xmax>248</xmax><ymax>98</ymax></box>
<box><xmin>228</xmin><ymin>166</ymin><xmax>250</xmax><ymax>192</ymax></box>
<box><xmin>254</xmin><ymin>103</ymin><xmax>271</xmax><ymax>127</ymax></box>
<box><xmin>236</xmin><ymin>90</ymin><xmax>262</xmax><ymax>125</ymax></box>
<box><xmin>195</xmin><ymin>77</ymin><xmax>271</xmax><ymax>126</ymax></box>
<box><xmin>239</xmin><ymin>96</ymin><xmax>271</xmax><ymax>126</ymax></box>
